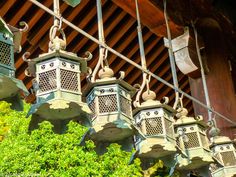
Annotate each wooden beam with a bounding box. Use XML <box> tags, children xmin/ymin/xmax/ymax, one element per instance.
<box><xmin>112</xmin><ymin>0</ymin><xmax>182</xmax><ymax>37</ymax></box>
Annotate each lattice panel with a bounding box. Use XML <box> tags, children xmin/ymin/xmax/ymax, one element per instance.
<box><xmin>215</xmin><ymin>153</ymin><xmax>221</xmax><ymax>162</ymax></box>
<box><xmin>0</xmin><ymin>41</ymin><xmax>11</xmax><ymax>66</ymax></box>
<box><xmin>200</xmin><ymin>133</ymin><xmax>208</xmax><ymax>148</ymax></box>
<box><xmin>60</xmin><ymin>69</ymin><xmax>78</xmax><ymax>92</ymax></box>
<box><xmin>145</xmin><ymin>117</ymin><xmax>163</xmax><ymax>136</ymax></box>
<box><xmin>119</xmin><ymin>95</ymin><xmax>131</xmax><ymax>117</ymax></box>
<box><xmin>39</xmin><ymin>69</ymin><xmax>57</xmax><ymax>92</ymax></box>
<box><xmin>98</xmin><ymin>95</ymin><xmax>118</xmax><ymax>113</ymax></box>
<box><xmin>220</xmin><ymin>151</ymin><xmax>236</xmax><ymax>166</ymax></box>
<box><xmin>88</xmin><ymin>99</ymin><xmax>96</xmax><ymax>119</ymax></box>
<box><xmin>176</xmin><ymin>137</ymin><xmax>180</xmax><ymax>147</ymax></box>
<box><xmin>184</xmin><ymin>132</ymin><xmax>200</xmax><ymax>149</ymax></box>
<box><xmin>164</xmin><ymin>118</ymin><xmax>173</xmax><ymax>137</ymax></box>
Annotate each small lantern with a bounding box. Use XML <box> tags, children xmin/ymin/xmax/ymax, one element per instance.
<box><xmin>210</xmin><ymin>135</ymin><xmax>236</xmax><ymax>177</ymax></box>
<box><xmin>0</xmin><ymin>17</ymin><xmax>28</xmax><ymax>110</ymax></box>
<box><xmin>62</xmin><ymin>0</ymin><xmax>81</xmax><ymax>7</ymax></box>
<box><xmin>84</xmin><ymin>66</ymin><xmax>136</xmax><ymax>142</ymax></box>
<box><xmin>24</xmin><ymin>37</ymin><xmax>92</xmax><ymax>129</ymax></box>
<box><xmin>175</xmin><ymin>108</ymin><xmax>214</xmax><ymax>170</ymax></box>
<box><xmin>133</xmin><ymin>90</ymin><xmax>178</xmax><ymax>161</ymax></box>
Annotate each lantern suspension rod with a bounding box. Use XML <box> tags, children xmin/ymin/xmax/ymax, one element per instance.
<box><xmin>192</xmin><ymin>22</ymin><xmax>217</xmax><ymax>126</ymax></box>
<box><xmin>27</xmin><ymin>0</ymin><xmax>236</xmax><ymax>126</ymax></box>
<box><xmin>134</xmin><ymin>0</ymin><xmax>149</xmax><ymax>107</ymax></box>
<box><xmin>135</xmin><ymin>0</ymin><xmax>147</xmax><ymax>71</ymax></box>
<box><xmin>163</xmin><ymin>0</ymin><xmax>180</xmax><ymax>110</ymax></box>
<box><xmin>91</xmin><ymin>0</ymin><xmax>108</xmax><ymax>82</ymax></box>
<box><xmin>96</xmin><ymin>0</ymin><xmax>108</xmax><ymax>67</ymax></box>
<box><xmin>53</xmin><ymin>0</ymin><xmax>60</xmax><ymax>27</ymax></box>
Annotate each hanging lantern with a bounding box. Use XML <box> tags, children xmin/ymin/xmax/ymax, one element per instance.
<box><xmin>84</xmin><ymin>66</ymin><xmax>136</xmax><ymax>142</ymax></box>
<box><xmin>62</xmin><ymin>0</ymin><xmax>81</xmax><ymax>7</ymax></box>
<box><xmin>0</xmin><ymin>17</ymin><xmax>28</xmax><ymax>110</ymax></box>
<box><xmin>81</xmin><ymin>0</ymin><xmax>136</xmax><ymax>142</ymax></box>
<box><xmin>174</xmin><ymin>108</ymin><xmax>214</xmax><ymax>171</ymax></box>
<box><xmin>133</xmin><ymin>91</ymin><xmax>178</xmax><ymax>160</ymax></box>
<box><xmin>24</xmin><ymin>34</ymin><xmax>92</xmax><ymax>130</ymax></box>
<box><xmin>210</xmin><ymin>135</ymin><xmax>236</xmax><ymax>177</ymax></box>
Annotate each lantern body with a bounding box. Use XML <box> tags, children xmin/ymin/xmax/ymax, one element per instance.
<box><xmin>210</xmin><ymin>136</ymin><xmax>236</xmax><ymax>177</ymax></box>
<box><xmin>85</xmin><ymin>78</ymin><xmax>135</xmax><ymax>142</ymax></box>
<box><xmin>0</xmin><ymin>18</ymin><xmax>28</xmax><ymax>109</ymax></box>
<box><xmin>134</xmin><ymin>101</ymin><xmax>177</xmax><ymax>159</ymax></box>
<box><xmin>175</xmin><ymin>116</ymin><xmax>214</xmax><ymax>170</ymax></box>
<box><xmin>62</xmin><ymin>0</ymin><xmax>81</xmax><ymax>7</ymax></box>
<box><xmin>28</xmin><ymin>51</ymin><xmax>91</xmax><ymax>125</ymax></box>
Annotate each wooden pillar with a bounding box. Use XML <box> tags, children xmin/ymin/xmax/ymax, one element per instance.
<box><xmin>189</xmin><ymin>18</ymin><xmax>236</xmax><ymax>138</ymax></box>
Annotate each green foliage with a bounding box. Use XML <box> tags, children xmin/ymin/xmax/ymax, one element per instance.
<box><xmin>0</xmin><ymin>101</ymin><xmax>142</xmax><ymax>177</ymax></box>
<box><xmin>0</xmin><ymin>101</ymin><xmax>179</xmax><ymax>177</ymax></box>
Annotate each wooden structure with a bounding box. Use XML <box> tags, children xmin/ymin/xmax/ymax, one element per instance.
<box><xmin>0</xmin><ymin>0</ymin><xmax>236</xmax><ymax>137</ymax></box>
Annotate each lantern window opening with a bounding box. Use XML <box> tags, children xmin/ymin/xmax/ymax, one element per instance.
<box><xmin>0</xmin><ymin>35</ymin><xmax>14</xmax><ymax>68</ymax></box>
<box><xmin>220</xmin><ymin>151</ymin><xmax>236</xmax><ymax>166</ymax></box>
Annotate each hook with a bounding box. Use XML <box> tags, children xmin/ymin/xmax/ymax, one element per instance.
<box><xmin>19</xmin><ymin>21</ymin><xmax>29</xmax><ymax>32</ymax></box>
<box><xmin>118</xmin><ymin>71</ymin><xmax>125</xmax><ymax>80</ymax></box>
<box><xmin>22</xmin><ymin>52</ymin><xmax>31</xmax><ymax>62</ymax></box>
<box><xmin>83</xmin><ymin>51</ymin><xmax>93</xmax><ymax>61</ymax></box>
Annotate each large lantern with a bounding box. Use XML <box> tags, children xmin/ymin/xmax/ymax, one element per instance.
<box><xmin>174</xmin><ymin>108</ymin><xmax>214</xmax><ymax>173</ymax></box>
<box><xmin>133</xmin><ymin>90</ymin><xmax>178</xmax><ymax>161</ymax></box>
<box><xmin>210</xmin><ymin>135</ymin><xmax>236</xmax><ymax>177</ymax></box>
<box><xmin>24</xmin><ymin>36</ymin><xmax>92</xmax><ymax>131</ymax></box>
<box><xmin>0</xmin><ymin>17</ymin><xmax>28</xmax><ymax>110</ymax></box>
<box><xmin>84</xmin><ymin>66</ymin><xmax>136</xmax><ymax>142</ymax></box>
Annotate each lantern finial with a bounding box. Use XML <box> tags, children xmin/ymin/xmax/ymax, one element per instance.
<box><xmin>98</xmin><ymin>66</ymin><xmax>114</xmax><ymax>79</ymax></box>
<box><xmin>176</xmin><ymin>107</ymin><xmax>188</xmax><ymax>119</ymax></box>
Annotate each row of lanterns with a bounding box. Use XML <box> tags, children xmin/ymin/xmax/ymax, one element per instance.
<box><xmin>0</xmin><ymin>0</ymin><xmax>236</xmax><ymax>176</ymax></box>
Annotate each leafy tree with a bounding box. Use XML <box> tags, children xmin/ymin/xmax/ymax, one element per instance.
<box><xmin>0</xmin><ymin>101</ymin><xmax>179</xmax><ymax>177</ymax></box>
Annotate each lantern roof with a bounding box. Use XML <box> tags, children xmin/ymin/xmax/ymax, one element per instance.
<box><xmin>84</xmin><ymin>77</ymin><xmax>136</xmax><ymax>97</ymax></box>
<box><xmin>84</xmin><ymin>67</ymin><xmax>136</xmax><ymax>96</ymax></box>
<box><xmin>210</xmin><ymin>136</ymin><xmax>234</xmax><ymax>147</ymax></box>
<box><xmin>0</xmin><ymin>17</ymin><xmax>13</xmax><ymax>38</ymax></box>
<box><xmin>175</xmin><ymin>108</ymin><xmax>208</xmax><ymax>127</ymax></box>
<box><xmin>133</xmin><ymin>99</ymin><xmax>175</xmax><ymax>115</ymax></box>
<box><xmin>32</xmin><ymin>50</ymin><xmax>88</xmax><ymax>73</ymax></box>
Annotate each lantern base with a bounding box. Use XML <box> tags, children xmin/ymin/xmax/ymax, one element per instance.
<box><xmin>177</xmin><ymin>148</ymin><xmax>214</xmax><ymax>170</ymax></box>
<box><xmin>27</xmin><ymin>98</ymin><xmax>92</xmax><ymax>126</ymax></box>
<box><xmin>211</xmin><ymin>166</ymin><xmax>236</xmax><ymax>177</ymax></box>
<box><xmin>179</xmin><ymin>165</ymin><xmax>210</xmax><ymax>177</ymax></box>
<box><xmin>136</xmin><ymin>136</ymin><xmax>177</xmax><ymax>159</ymax></box>
<box><xmin>0</xmin><ymin>74</ymin><xmax>28</xmax><ymax>99</ymax></box>
<box><xmin>89</xmin><ymin>121</ymin><xmax>134</xmax><ymax>142</ymax></box>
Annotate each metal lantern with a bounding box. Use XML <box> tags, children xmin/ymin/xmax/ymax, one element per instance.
<box><xmin>84</xmin><ymin>66</ymin><xmax>136</xmax><ymax>142</ymax></box>
<box><xmin>0</xmin><ymin>17</ymin><xmax>28</xmax><ymax>110</ymax></box>
<box><xmin>62</xmin><ymin>0</ymin><xmax>81</xmax><ymax>7</ymax></box>
<box><xmin>210</xmin><ymin>136</ymin><xmax>236</xmax><ymax>177</ymax></box>
<box><xmin>133</xmin><ymin>90</ymin><xmax>178</xmax><ymax>161</ymax></box>
<box><xmin>24</xmin><ymin>37</ymin><xmax>92</xmax><ymax>130</ymax></box>
<box><xmin>174</xmin><ymin>108</ymin><xmax>214</xmax><ymax>171</ymax></box>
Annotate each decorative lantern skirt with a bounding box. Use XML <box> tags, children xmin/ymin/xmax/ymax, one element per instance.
<box><xmin>134</xmin><ymin>103</ymin><xmax>177</xmax><ymax>159</ymax></box>
<box><xmin>85</xmin><ymin>78</ymin><xmax>136</xmax><ymax>142</ymax></box>
<box><xmin>27</xmin><ymin>51</ymin><xmax>91</xmax><ymax>126</ymax></box>
<box><xmin>210</xmin><ymin>136</ymin><xmax>236</xmax><ymax>177</ymax></box>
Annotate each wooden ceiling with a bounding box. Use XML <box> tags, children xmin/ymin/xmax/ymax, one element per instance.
<box><xmin>0</xmin><ymin>0</ymin><xmax>193</xmax><ymax>113</ymax></box>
